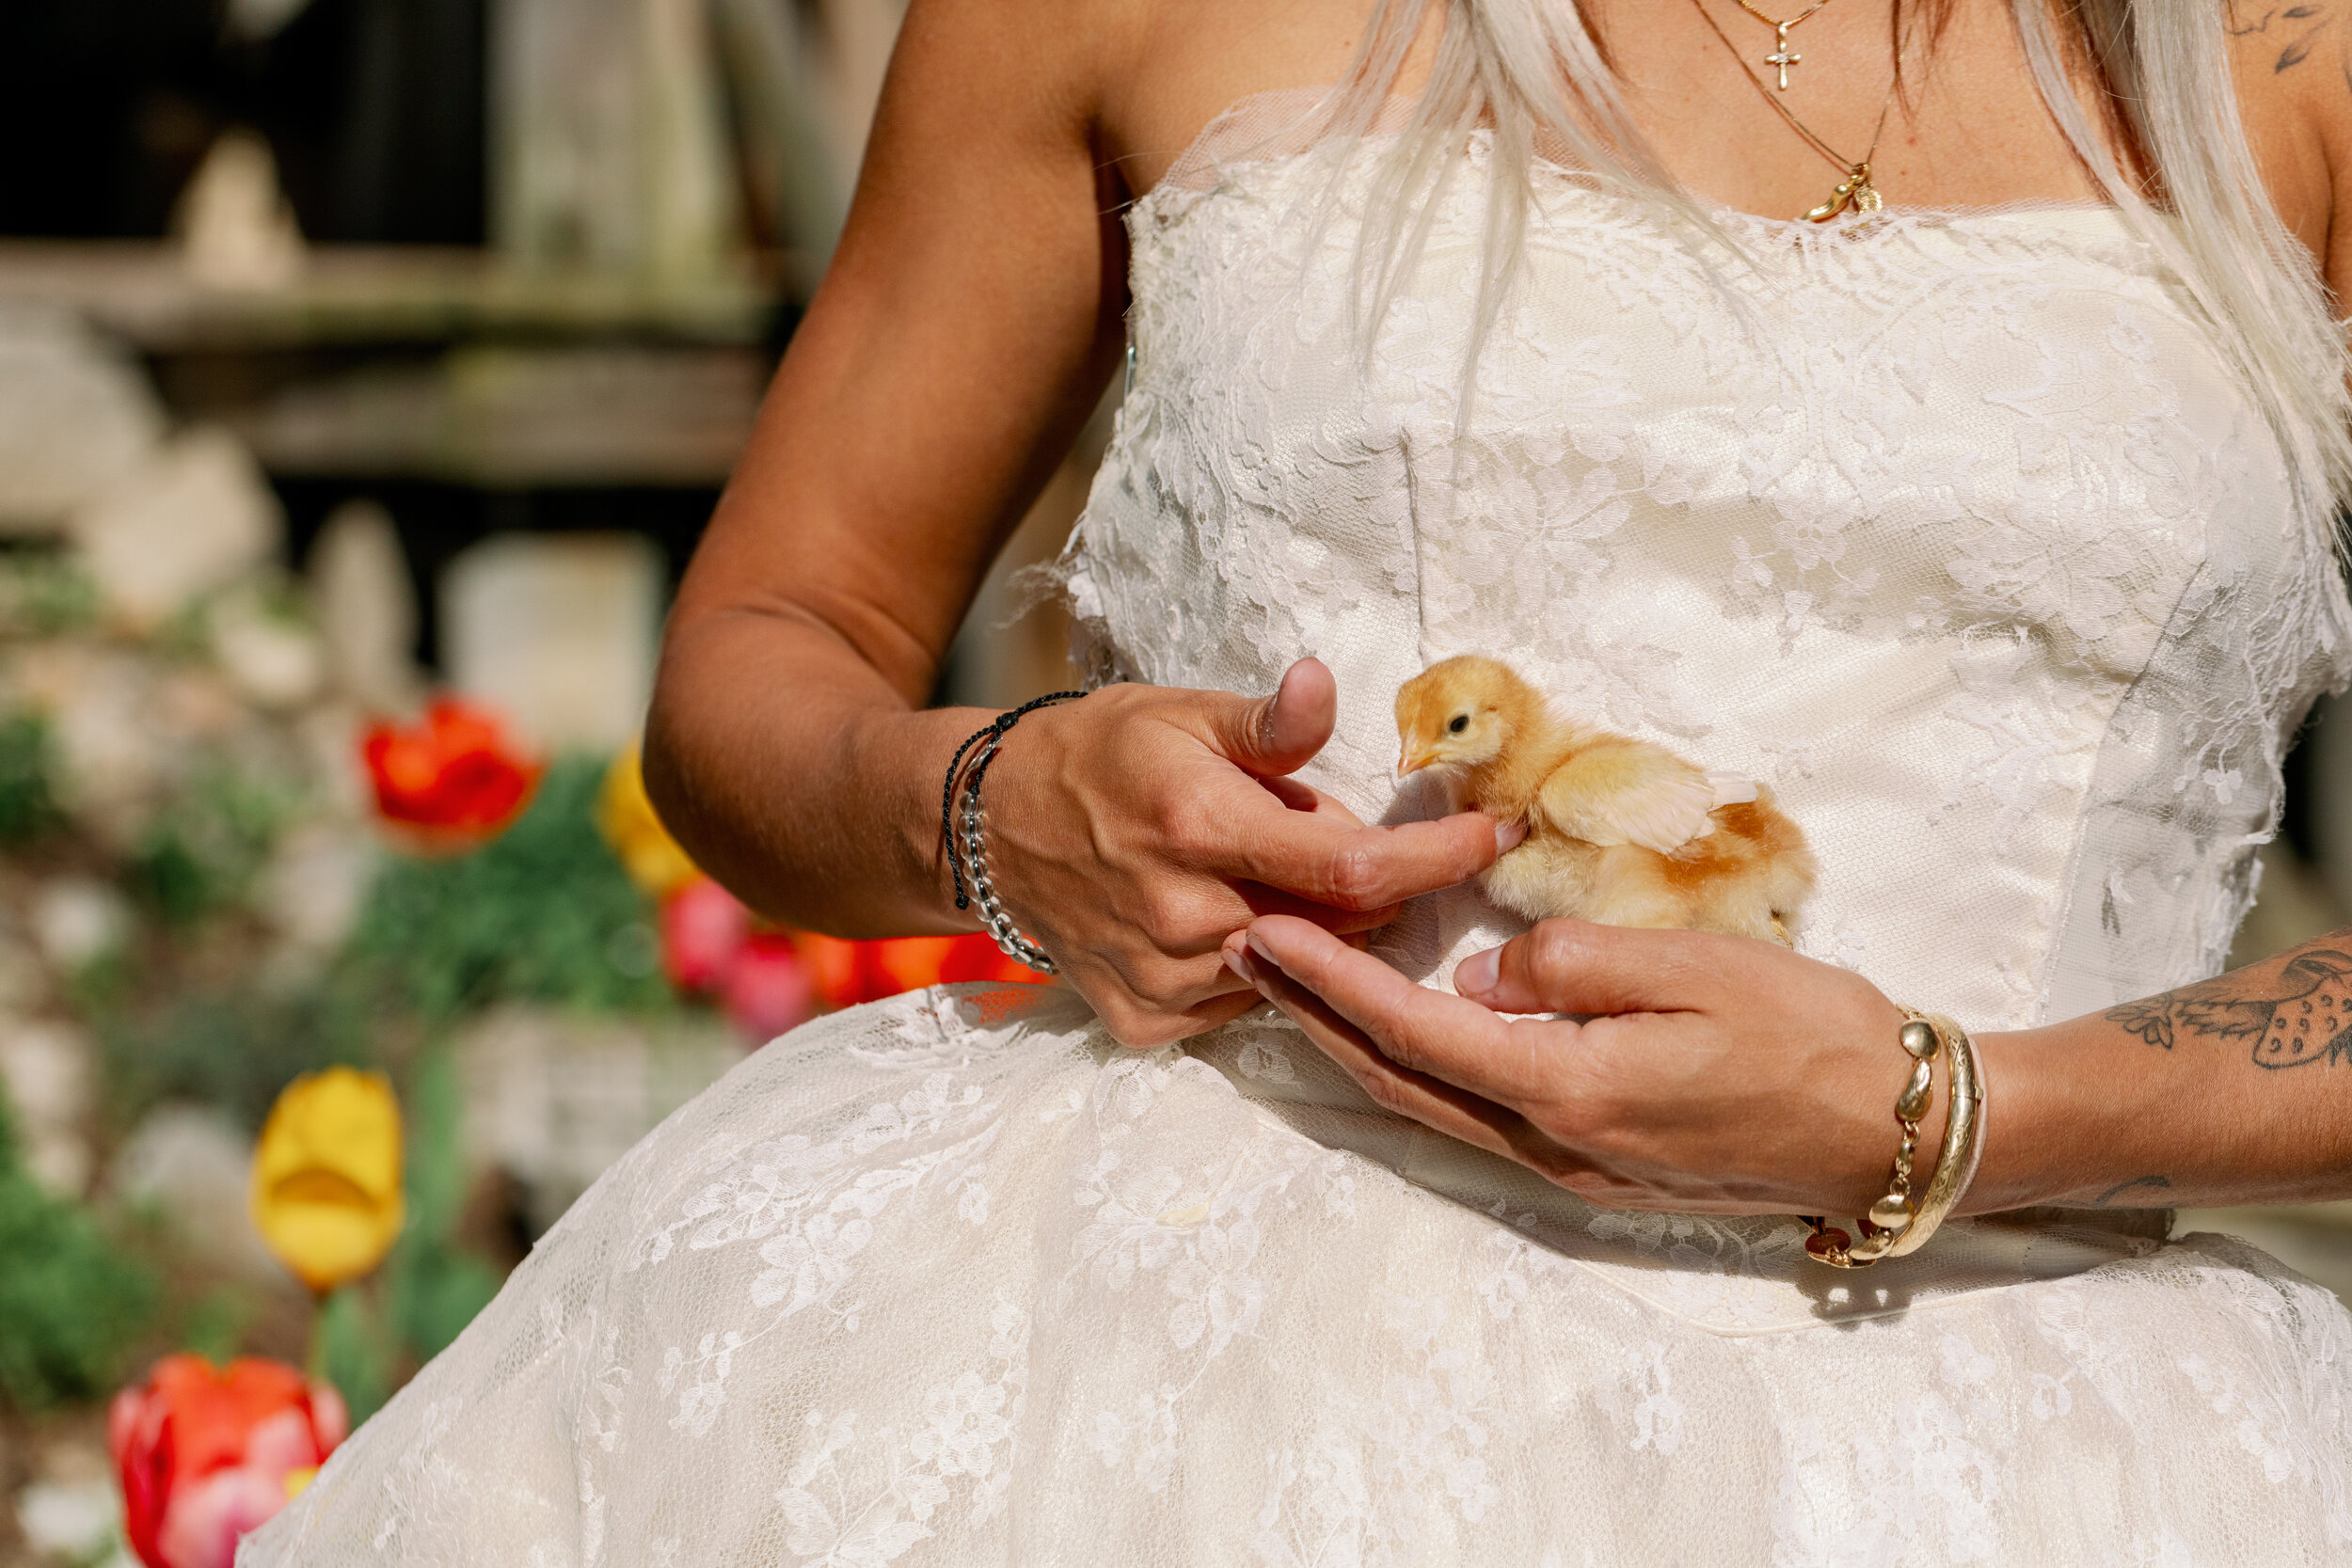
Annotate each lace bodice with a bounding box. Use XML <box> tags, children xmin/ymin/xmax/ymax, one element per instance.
<box><xmin>1066</xmin><ymin>113</ymin><xmax>2352</xmax><ymax>1028</ymax></box>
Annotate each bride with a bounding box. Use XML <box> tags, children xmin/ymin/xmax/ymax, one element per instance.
<box><xmin>250</xmin><ymin>0</ymin><xmax>2352</xmax><ymax>1560</ymax></box>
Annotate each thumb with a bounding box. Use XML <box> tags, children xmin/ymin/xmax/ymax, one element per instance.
<box><xmin>1210</xmin><ymin>657</ymin><xmax>1335</xmax><ymax>778</ymax></box>
<box><xmin>1453</xmin><ymin>920</ymin><xmax>1712</xmax><ymax>1015</ymax></box>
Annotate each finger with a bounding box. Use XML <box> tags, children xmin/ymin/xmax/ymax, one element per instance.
<box><xmin>1081</xmin><ymin>952</ymin><xmax>1263</xmax><ymax>1049</ymax></box>
<box><xmin>1452</xmin><ymin>919</ymin><xmax>1729</xmax><ymax>1017</ymax></box>
<box><xmin>1232</xmin><ymin>880</ymin><xmax>1402</xmax><ymax>935</ymax></box>
<box><xmin>1200</xmin><ymin>657</ymin><xmax>1335</xmax><ymax>778</ymax></box>
<box><xmin>1215</xmin><ymin>809</ymin><xmax>1512</xmax><ymax>911</ymax></box>
<box><xmin>1244</xmin><ymin>915</ymin><xmax>1564</xmax><ymax>1105</ymax></box>
<box><xmin>1225</xmin><ymin>930</ymin><xmax>1583</xmax><ymax>1183</ymax></box>
<box><xmin>1254</xmin><ymin>773</ymin><xmax>1363</xmax><ymax>823</ymax></box>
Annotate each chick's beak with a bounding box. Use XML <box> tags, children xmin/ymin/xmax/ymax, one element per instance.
<box><xmin>1397</xmin><ymin>746</ymin><xmax>1436</xmax><ymax>778</ymax></box>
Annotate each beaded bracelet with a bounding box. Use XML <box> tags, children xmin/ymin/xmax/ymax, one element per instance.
<box><xmin>939</xmin><ymin>691</ymin><xmax>1085</xmax><ymax>973</ymax></box>
<box><xmin>1801</xmin><ymin>1008</ymin><xmax>1983</xmax><ymax>1268</ymax></box>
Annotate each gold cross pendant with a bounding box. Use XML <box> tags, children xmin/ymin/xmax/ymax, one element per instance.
<box><xmin>1764</xmin><ymin>22</ymin><xmax>1801</xmax><ymax>90</ymax></box>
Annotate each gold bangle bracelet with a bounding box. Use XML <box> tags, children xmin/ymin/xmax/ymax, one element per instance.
<box><xmin>1801</xmin><ymin>1007</ymin><xmax>1967</xmax><ymax>1268</ymax></box>
<box><xmin>1886</xmin><ymin>1012</ymin><xmax>1983</xmax><ymax>1258</ymax></box>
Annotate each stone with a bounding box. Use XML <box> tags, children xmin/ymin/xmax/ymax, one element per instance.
<box><xmin>11</xmin><ymin>643</ymin><xmax>171</xmax><ymax>844</ymax></box>
<box><xmin>455</xmin><ymin>1005</ymin><xmax>739</xmax><ymax>1235</ymax></box>
<box><xmin>440</xmin><ymin>532</ymin><xmax>662</xmax><ymax>752</ymax></box>
<box><xmin>107</xmin><ymin>1103</ymin><xmax>283</xmax><ymax>1282</ymax></box>
<box><xmin>0</xmin><ymin>1017</ymin><xmax>93</xmax><ymax>1195</ymax></box>
<box><xmin>16</xmin><ymin>1477</ymin><xmax>123</xmax><ymax>1564</ymax></box>
<box><xmin>31</xmin><ymin>878</ymin><xmax>131</xmax><ymax>972</ymax></box>
<box><xmin>175</xmin><ymin>128</ymin><xmax>306</xmax><ymax>292</ymax></box>
<box><xmin>258</xmin><ymin>822</ymin><xmax>378</xmax><ymax>955</ymax></box>
<box><xmin>208</xmin><ymin>583</ymin><xmax>325</xmax><ymax>709</ymax></box>
<box><xmin>0</xmin><ymin>301</ymin><xmax>167</xmax><ymax>533</ymax></box>
<box><xmin>70</xmin><ymin>427</ymin><xmax>283</xmax><ymax>629</ymax></box>
<box><xmin>307</xmin><ymin>499</ymin><xmax>422</xmax><ymax>712</ymax></box>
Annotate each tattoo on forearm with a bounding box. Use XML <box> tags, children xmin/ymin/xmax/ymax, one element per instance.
<box><xmin>2105</xmin><ymin>948</ymin><xmax>2352</xmax><ymax>1069</ymax></box>
<box><xmin>2093</xmin><ymin>1174</ymin><xmax>2173</xmax><ymax>1207</ymax></box>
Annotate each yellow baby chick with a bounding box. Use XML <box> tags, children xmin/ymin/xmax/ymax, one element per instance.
<box><xmin>1395</xmin><ymin>655</ymin><xmax>1815</xmax><ymax>943</ymax></box>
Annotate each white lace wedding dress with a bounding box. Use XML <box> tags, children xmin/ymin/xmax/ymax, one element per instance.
<box><xmin>246</xmin><ymin>103</ymin><xmax>2352</xmax><ymax>1565</ymax></box>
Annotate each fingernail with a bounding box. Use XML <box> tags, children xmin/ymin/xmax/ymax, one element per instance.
<box><xmin>1454</xmin><ymin>946</ymin><xmax>1501</xmax><ymax>995</ymax></box>
<box><xmin>1222</xmin><ymin>946</ymin><xmax>1257</xmax><ymax>985</ymax></box>
<box><xmin>1246</xmin><ymin>929</ymin><xmax>1279</xmax><ymax>968</ymax></box>
<box><xmin>1495</xmin><ymin>819</ymin><xmax>1527</xmax><ymax>853</ymax></box>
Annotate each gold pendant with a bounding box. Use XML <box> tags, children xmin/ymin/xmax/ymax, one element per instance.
<box><xmin>1802</xmin><ymin>164</ymin><xmax>1878</xmax><ymax>224</ymax></box>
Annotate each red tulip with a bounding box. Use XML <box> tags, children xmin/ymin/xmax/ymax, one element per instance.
<box><xmin>658</xmin><ymin>876</ymin><xmax>1044</xmax><ymax>1030</ymax></box>
<box><xmin>660</xmin><ymin>874</ymin><xmax>750</xmax><ymax>990</ymax></box>
<box><xmin>109</xmin><ymin>1355</ymin><xmax>348</xmax><ymax>1568</ymax></box>
<box><xmin>360</xmin><ymin>698</ymin><xmax>542</xmax><ymax>849</ymax></box>
<box><xmin>722</xmin><ymin>931</ymin><xmax>816</xmax><ymax>1040</ymax></box>
<box><xmin>800</xmin><ymin>932</ymin><xmax>1047</xmax><ymax>1010</ymax></box>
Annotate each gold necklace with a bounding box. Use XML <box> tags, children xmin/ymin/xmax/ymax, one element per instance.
<box><xmin>1733</xmin><ymin>0</ymin><xmax>1836</xmax><ymax>90</ymax></box>
<box><xmin>1692</xmin><ymin>0</ymin><xmax>1900</xmax><ymax>223</ymax></box>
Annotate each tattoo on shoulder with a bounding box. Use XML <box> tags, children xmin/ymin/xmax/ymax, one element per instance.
<box><xmin>2105</xmin><ymin>948</ymin><xmax>2352</xmax><ymax>1069</ymax></box>
<box><xmin>2227</xmin><ymin>3</ymin><xmax>2335</xmax><ymax>75</ymax></box>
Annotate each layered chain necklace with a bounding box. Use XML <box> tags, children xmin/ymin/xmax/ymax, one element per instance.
<box><xmin>1690</xmin><ymin>0</ymin><xmax>1900</xmax><ymax>223</ymax></box>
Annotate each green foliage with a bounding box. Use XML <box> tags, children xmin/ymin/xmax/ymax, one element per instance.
<box><xmin>103</xmin><ymin>983</ymin><xmax>376</xmax><ymax>1134</ymax></box>
<box><xmin>0</xmin><ymin>1088</ymin><xmax>157</xmax><ymax>1412</ymax></box>
<box><xmin>127</xmin><ymin>762</ymin><xmax>298</xmax><ymax>927</ymax></box>
<box><xmin>384</xmin><ymin>1049</ymin><xmax>499</xmax><ymax>1364</ymax></box>
<box><xmin>309</xmin><ymin>1052</ymin><xmax>500</xmax><ymax>1419</ymax></box>
<box><xmin>346</xmin><ymin>757</ymin><xmax>671</xmax><ymax>1022</ymax></box>
<box><xmin>0</xmin><ymin>711</ymin><xmax>62</xmax><ymax>844</ymax></box>
<box><xmin>0</xmin><ymin>551</ymin><xmax>98</xmax><ymax>638</ymax></box>
<box><xmin>311</xmin><ymin>1285</ymin><xmax>389</xmax><ymax>1423</ymax></box>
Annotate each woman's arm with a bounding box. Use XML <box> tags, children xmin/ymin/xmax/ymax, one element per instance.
<box><xmin>1223</xmin><ymin>915</ymin><xmax>2352</xmax><ymax>1216</ymax></box>
<box><xmin>645</xmin><ymin>0</ymin><xmax>1506</xmax><ymax>1046</ymax></box>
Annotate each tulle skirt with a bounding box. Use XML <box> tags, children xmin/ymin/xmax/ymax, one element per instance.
<box><xmin>242</xmin><ymin>982</ymin><xmax>2352</xmax><ymax>1566</ymax></box>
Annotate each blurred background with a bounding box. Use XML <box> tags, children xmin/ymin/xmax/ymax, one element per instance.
<box><xmin>0</xmin><ymin>4</ymin><xmax>2348</xmax><ymax>1564</ymax></box>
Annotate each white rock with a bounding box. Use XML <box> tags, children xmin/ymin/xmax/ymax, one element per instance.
<box><xmin>71</xmin><ymin>427</ymin><xmax>283</xmax><ymax>629</ymax></box>
<box><xmin>107</xmin><ymin>1103</ymin><xmax>282</xmax><ymax>1281</ymax></box>
<box><xmin>0</xmin><ymin>302</ymin><xmax>167</xmax><ymax>533</ymax></box>
<box><xmin>0</xmin><ymin>1017</ymin><xmax>92</xmax><ymax>1195</ymax></box>
<box><xmin>32</xmin><ymin>878</ymin><xmax>131</xmax><ymax>971</ymax></box>
<box><xmin>308</xmin><ymin>499</ymin><xmax>421</xmax><ymax>712</ymax></box>
<box><xmin>12</xmin><ymin>643</ymin><xmax>169</xmax><ymax>842</ymax></box>
<box><xmin>17</xmin><ymin>1477</ymin><xmax>122</xmax><ymax>1561</ymax></box>
<box><xmin>456</xmin><ymin>1006</ymin><xmax>738</xmax><ymax>1234</ymax></box>
<box><xmin>259</xmin><ymin>822</ymin><xmax>377</xmax><ymax>953</ymax></box>
<box><xmin>440</xmin><ymin>532</ymin><xmax>660</xmax><ymax>752</ymax></box>
<box><xmin>209</xmin><ymin>584</ymin><xmax>325</xmax><ymax>708</ymax></box>
<box><xmin>175</xmin><ymin>128</ymin><xmax>306</xmax><ymax>292</ymax></box>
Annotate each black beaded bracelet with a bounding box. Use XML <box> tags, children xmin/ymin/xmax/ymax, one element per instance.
<box><xmin>939</xmin><ymin>690</ymin><xmax>1084</xmax><ymax>970</ymax></box>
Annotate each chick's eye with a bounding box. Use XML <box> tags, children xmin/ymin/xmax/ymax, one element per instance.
<box><xmin>1448</xmin><ymin>714</ymin><xmax>1470</xmax><ymax>734</ymax></box>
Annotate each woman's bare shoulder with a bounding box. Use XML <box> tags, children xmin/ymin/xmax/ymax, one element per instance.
<box><xmin>2227</xmin><ymin>3</ymin><xmax>2352</xmax><ymax>286</ymax></box>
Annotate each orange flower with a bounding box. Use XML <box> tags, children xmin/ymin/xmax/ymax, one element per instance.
<box><xmin>359</xmin><ymin>698</ymin><xmax>541</xmax><ymax>849</ymax></box>
<box><xmin>798</xmin><ymin>932</ymin><xmax>1048</xmax><ymax>1010</ymax></box>
<box><xmin>110</xmin><ymin>1355</ymin><xmax>348</xmax><ymax>1568</ymax></box>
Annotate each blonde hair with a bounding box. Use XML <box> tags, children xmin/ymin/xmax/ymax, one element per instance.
<box><xmin>1311</xmin><ymin>0</ymin><xmax>2352</xmax><ymax>532</ymax></box>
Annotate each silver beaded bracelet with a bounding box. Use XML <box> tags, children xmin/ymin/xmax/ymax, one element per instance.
<box><xmin>941</xmin><ymin>691</ymin><xmax>1083</xmax><ymax>974</ymax></box>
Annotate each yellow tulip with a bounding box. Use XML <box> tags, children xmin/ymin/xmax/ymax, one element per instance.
<box><xmin>249</xmin><ymin>1068</ymin><xmax>405</xmax><ymax>1294</ymax></box>
<box><xmin>596</xmin><ymin>741</ymin><xmax>701</xmax><ymax>899</ymax></box>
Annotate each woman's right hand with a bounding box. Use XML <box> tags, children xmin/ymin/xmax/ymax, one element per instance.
<box><xmin>972</xmin><ymin>657</ymin><xmax>1518</xmax><ymax>1047</ymax></box>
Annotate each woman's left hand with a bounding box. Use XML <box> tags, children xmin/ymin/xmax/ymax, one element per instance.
<box><xmin>1225</xmin><ymin>914</ymin><xmax>1928</xmax><ymax>1216</ymax></box>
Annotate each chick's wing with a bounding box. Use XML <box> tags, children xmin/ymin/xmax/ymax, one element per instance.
<box><xmin>1537</xmin><ymin>742</ymin><xmax>1720</xmax><ymax>854</ymax></box>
